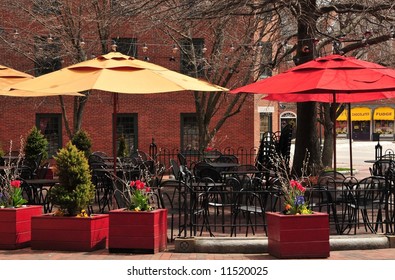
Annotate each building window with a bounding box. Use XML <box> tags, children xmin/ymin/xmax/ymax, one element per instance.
<box><xmin>181</xmin><ymin>113</ymin><xmax>199</xmax><ymax>151</ymax></box>
<box><xmin>34</xmin><ymin>36</ymin><xmax>62</xmax><ymax>76</ymax></box>
<box><xmin>116</xmin><ymin>114</ymin><xmax>137</xmax><ymax>154</ymax></box>
<box><xmin>180</xmin><ymin>38</ymin><xmax>205</xmax><ymax>78</ymax></box>
<box><xmin>260</xmin><ymin>113</ymin><xmax>272</xmax><ymax>139</ymax></box>
<box><xmin>36</xmin><ymin>114</ymin><xmax>62</xmax><ymax>157</ymax></box>
<box><xmin>112</xmin><ymin>37</ymin><xmax>137</xmax><ymax>57</ymax></box>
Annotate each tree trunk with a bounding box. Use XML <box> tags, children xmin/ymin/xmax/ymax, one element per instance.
<box><xmin>293</xmin><ymin>102</ymin><xmax>322</xmax><ymax>176</ymax></box>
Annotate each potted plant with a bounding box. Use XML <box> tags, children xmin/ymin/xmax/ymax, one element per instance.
<box><xmin>108</xmin><ymin>178</ymin><xmax>167</xmax><ymax>254</ymax></box>
<box><xmin>71</xmin><ymin>129</ymin><xmax>92</xmax><ymax>159</ymax></box>
<box><xmin>24</xmin><ymin>126</ymin><xmax>48</xmax><ymax>177</ymax></box>
<box><xmin>117</xmin><ymin>135</ymin><xmax>129</xmax><ymax>158</ymax></box>
<box><xmin>31</xmin><ymin>142</ymin><xmax>108</xmax><ymax>252</ymax></box>
<box><xmin>0</xmin><ymin>140</ymin><xmax>43</xmax><ymax>249</ymax></box>
<box><xmin>266</xmin><ymin>153</ymin><xmax>330</xmax><ymax>259</ymax></box>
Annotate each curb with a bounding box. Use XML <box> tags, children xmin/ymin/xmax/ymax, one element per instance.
<box><xmin>175</xmin><ymin>234</ymin><xmax>390</xmax><ymax>254</ymax></box>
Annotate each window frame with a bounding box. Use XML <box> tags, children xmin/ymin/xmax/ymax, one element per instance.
<box><xmin>180</xmin><ymin>113</ymin><xmax>199</xmax><ymax>151</ymax></box>
<box><xmin>36</xmin><ymin>113</ymin><xmax>62</xmax><ymax>157</ymax></box>
<box><xmin>115</xmin><ymin>113</ymin><xmax>138</xmax><ymax>154</ymax></box>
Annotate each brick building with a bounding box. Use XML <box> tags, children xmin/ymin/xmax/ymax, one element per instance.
<box><xmin>1</xmin><ymin>1</ymin><xmax>274</xmax><ymax>158</ymax></box>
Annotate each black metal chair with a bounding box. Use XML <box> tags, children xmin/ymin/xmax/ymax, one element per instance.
<box><xmin>341</xmin><ymin>176</ymin><xmax>386</xmax><ymax>234</ymax></box>
<box><xmin>158</xmin><ymin>179</ymin><xmax>189</xmax><ymax>241</ymax></box>
<box><xmin>91</xmin><ymin>169</ymin><xmax>115</xmax><ymax>213</ymax></box>
<box><xmin>369</xmin><ymin>159</ymin><xmax>395</xmax><ymax>177</ymax></box>
<box><xmin>231</xmin><ymin>177</ymin><xmax>270</xmax><ymax>236</ymax></box>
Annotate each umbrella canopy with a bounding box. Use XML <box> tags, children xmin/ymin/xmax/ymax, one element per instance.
<box><xmin>0</xmin><ymin>64</ymin><xmax>83</xmax><ymax>97</ymax></box>
<box><xmin>11</xmin><ymin>52</ymin><xmax>228</xmax><ymax>94</ymax></box>
<box><xmin>231</xmin><ymin>54</ymin><xmax>395</xmax><ymax>102</ymax></box>
<box><xmin>0</xmin><ymin>64</ymin><xmax>33</xmax><ymax>88</ymax></box>
<box><xmin>230</xmin><ymin>54</ymin><xmax>395</xmax><ymax>175</ymax></box>
<box><xmin>11</xmin><ymin>52</ymin><xmax>228</xmax><ymax>173</ymax></box>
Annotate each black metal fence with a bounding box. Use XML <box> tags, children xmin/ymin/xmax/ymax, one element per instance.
<box><xmin>152</xmin><ymin>146</ymin><xmax>259</xmax><ymax>175</ymax></box>
<box><xmin>161</xmin><ymin>175</ymin><xmax>395</xmax><ymax>240</ymax></box>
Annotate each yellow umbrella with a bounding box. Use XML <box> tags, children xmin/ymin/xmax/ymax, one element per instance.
<box><xmin>0</xmin><ymin>64</ymin><xmax>33</xmax><ymax>88</ymax></box>
<box><xmin>0</xmin><ymin>64</ymin><xmax>83</xmax><ymax>97</ymax></box>
<box><xmin>11</xmin><ymin>52</ymin><xmax>228</xmax><ymax>93</ymax></box>
<box><xmin>11</xmin><ymin>52</ymin><xmax>228</xmax><ymax>171</ymax></box>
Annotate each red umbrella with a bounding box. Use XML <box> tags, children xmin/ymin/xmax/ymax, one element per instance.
<box><xmin>231</xmin><ymin>54</ymin><xmax>395</xmax><ymax>174</ymax></box>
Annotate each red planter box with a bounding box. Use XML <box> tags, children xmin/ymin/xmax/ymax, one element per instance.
<box><xmin>109</xmin><ymin>208</ymin><xmax>167</xmax><ymax>253</ymax></box>
<box><xmin>266</xmin><ymin>212</ymin><xmax>330</xmax><ymax>259</ymax></box>
<box><xmin>31</xmin><ymin>214</ymin><xmax>109</xmax><ymax>251</ymax></box>
<box><xmin>0</xmin><ymin>205</ymin><xmax>43</xmax><ymax>249</ymax></box>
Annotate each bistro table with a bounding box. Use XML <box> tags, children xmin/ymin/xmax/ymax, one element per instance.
<box><xmin>205</xmin><ymin>162</ymin><xmax>240</xmax><ymax>173</ymax></box>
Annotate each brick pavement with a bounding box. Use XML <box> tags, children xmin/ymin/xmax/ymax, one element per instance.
<box><xmin>1</xmin><ymin>244</ymin><xmax>394</xmax><ymax>260</ymax></box>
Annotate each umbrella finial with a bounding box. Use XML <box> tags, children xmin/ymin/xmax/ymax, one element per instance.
<box><xmin>111</xmin><ymin>40</ymin><xmax>117</xmax><ymax>52</ymax></box>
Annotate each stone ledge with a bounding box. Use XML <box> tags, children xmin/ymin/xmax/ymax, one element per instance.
<box><xmin>175</xmin><ymin>235</ymin><xmax>390</xmax><ymax>254</ymax></box>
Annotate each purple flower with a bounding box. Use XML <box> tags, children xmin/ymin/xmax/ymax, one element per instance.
<box><xmin>294</xmin><ymin>195</ymin><xmax>305</xmax><ymax>206</ymax></box>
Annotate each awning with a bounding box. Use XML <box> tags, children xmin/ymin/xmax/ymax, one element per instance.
<box><xmin>373</xmin><ymin>107</ymin><xmax>394</xmax><ymax>120</ymax></box>
<box><xmin>336</xmin><ymin>110</ymin><xmax>347</xmax><ymax>121</ymax></box>
<box><xmin>351</xmin><ymin>107</ymin><xmax>371</xmax><ymax>121</ymax></box>
<box><xmin>336</xmin><ymin>107</ymin><xmax>371</xmax><ymax>121</ymax></box>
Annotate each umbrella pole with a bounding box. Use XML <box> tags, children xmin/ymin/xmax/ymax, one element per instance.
<box><xmin>333</xmin><ymin>93</ymin><xmax>337</xmax><ymax>176</ymax></box>
<box><xmin>348</xmin><ymin>103</ymin><xmax>353</xmax><ymax>176</ymax></box>
<box><xmin>113</xmin><ymin>92</ymin><xmax>119</xmax><ymax>176</ymax></box>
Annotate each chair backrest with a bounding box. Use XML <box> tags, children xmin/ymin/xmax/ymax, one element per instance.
<box><xmin>357</xmin><ymin>176</ymin><xmax>386</xmax><ymax>203</ymax></box>
<box><xmin>92</xmin><ymin>151</ymin><xmax>108</xmax><ymax>157</ymax></box>
<box><xmin>198</xmin><ymin>167</ymin><xmax>222</xmax><ymax>183</ymax></box>
<box><xmin>255</xmin><ymin>132</ymin><xmax>277</xmax><ymax>171</ymax></box>
<box><xmin>170</xmin><ymin>158</ymin><xmax>181</xmax><ymax>179</ymax></box>
<box><xmin>158</xmin><ymin>179</ymin><xmax>189</xmax><ymax>210</ymax></box>
<box><xmin>177</xmin><ymin>152</ymin><xmax>188</xmax><ymax>167</ymax></box>
<box><xmin>215</xmin><ymin>155</ymin><xmax>238</xmax><ymax>164</ymax></box>
<box><xmin>318</xmin><ymin>170</ymin><xmax>346</xmax><ymax>181</ymax></box>
<box><xmin>371</xmin><ymin>159</ymin><xmax>395</xmax><ymax>177</ymax></box>
<box><xmin>35</xmin><ymin>162</ymin><xmax>50</xmax><ymax>179</ymax></box>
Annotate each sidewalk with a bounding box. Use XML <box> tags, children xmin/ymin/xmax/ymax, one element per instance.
<box><xmin>1</xmin><ymin>245</ymin><xmax>394</xmax><ymax>260</ymax></box>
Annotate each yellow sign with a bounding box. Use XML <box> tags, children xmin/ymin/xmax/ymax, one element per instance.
<box><xmin>373</xmin><ymin>107</ymin><xmax>394</xmax><ymax>120</ymax></box>
<box><xmin>351</xmin><ymin>107</ymin><xmax>371</xmax><ymax>121</ymax></box>
<box><xmin>336</xmin><ymin>107</ymin><xmax>371</xmax><ymax>121</ymax></box>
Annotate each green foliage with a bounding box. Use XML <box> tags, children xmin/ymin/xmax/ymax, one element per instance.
<box><xmin>0</xmin><ymin>145</ymin><xmax>4</xmax><ymax>158</ymax></box>
<box><xmin>50</xmin><ymin>142</ymin><xmax>95</xmax><ymax>216</ymax></box>
<box><xmin>117</xmin><ymin>135</ymin><xmax>129</xmax><ymax>157</ymax></box>
<box><xmin>71</xmin><ymin>129</ymin><xmax>92</xmax><ymax>158</ymax></box>
<box><xmin>24</xmin><ymin>126</ymin><xmax>48</xmax><ymax>169</ymax></box>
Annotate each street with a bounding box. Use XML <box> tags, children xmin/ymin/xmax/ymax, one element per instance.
<box><xmin>290</xmin><ymin>139</ymin><xmax>395</xmax><ymax>179</ymax></box>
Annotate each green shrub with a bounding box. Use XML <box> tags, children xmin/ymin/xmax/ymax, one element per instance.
<box><xmin>117</xmin><ymin>135</ymin><xmax>129</xmax><ymax>157</ymax></box>
<box><xmin>24</xmin><ymin>126</ymin><xmax>48</xmax><ymax>170</ymax></box>
<box><xmin>71</xmin><ymin>129</ymin><xmax>92</xmax><ymax>158</ymax></box>
<box><xmin>50</xmin><ymin>142</ymin><xmax>95</xmax><ymax>216</ymax></box>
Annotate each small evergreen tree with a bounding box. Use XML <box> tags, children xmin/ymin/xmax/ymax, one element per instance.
<box><xmin>117</xmin><ymin>135</ymin><xmax>129</xmax><ymax>158</ymax></box>
<box><xmin>71</xmin><ymin>129</ymin><xmax>92</xmax><ymax>158</ymax></box>
<box><xmin>24</xmin><ymin>126</ymin><xmax>48</xmax><ymax>170</ymax></box>
<box><xmin>49</xmin><ymin>142</ymin><xmax>95</xmax><ymax>216</ymax></box>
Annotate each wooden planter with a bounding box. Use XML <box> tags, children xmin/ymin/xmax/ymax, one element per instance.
<box><xmin>31</xmin><ymin>214</ymin><xmax>109</xmax><ymax>251</ymax></box>
<box><xmin>109</xmin><ymin>208</ymin><xmax>167</xmax><ymax>253</ymax></box>
<box><xmin>266</xmin><ymin>212</ymin><xmax>330</xmax><ymax>259</ymax></box>
<box><xmin>0</xmin><ymin>205</ymin><xmax>43</xmax><ymax>249</ymax></box>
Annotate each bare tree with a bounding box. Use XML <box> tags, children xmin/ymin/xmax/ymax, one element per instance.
<box><xmin>168</xmin><ymin>0</ymin><xmax>395</xmax><ymax>173</ymax></box>
<box><xmin>2</xmin><ymin>0</ymin><xmax>395</xmax><ymax>167</ymax></box>
<box><xmin>0</xmin><ymin>0</ymin><xmax>141</xmax><ymax>138</ymax></box>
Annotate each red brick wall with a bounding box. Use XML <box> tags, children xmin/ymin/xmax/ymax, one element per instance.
<box><xmin>0</xmin><ymin>91</ymin><xmax>255</xmax><ymax>156</ymax></box>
